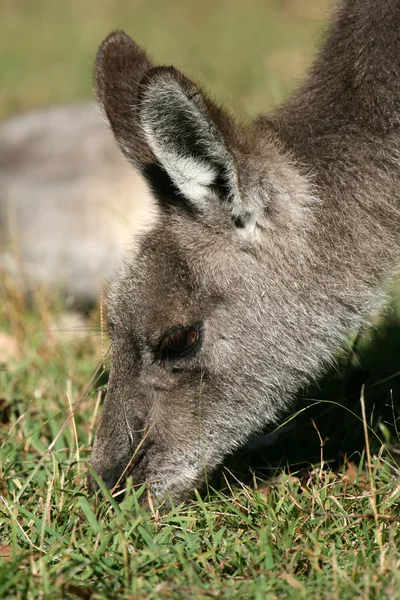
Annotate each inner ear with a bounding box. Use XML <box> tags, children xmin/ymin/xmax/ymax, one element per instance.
<box><xmin>138</xmin><ymin>67</ymin><xmax>237</xmax><ymax>209</ymax></box>
<box><xmin>94</xmin><ymin>32</ymin><xmax>259</xmax><ymax>235</ymax></box>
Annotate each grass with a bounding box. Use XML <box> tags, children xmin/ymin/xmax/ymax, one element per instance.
<box><xmin>1</xmin><ymin>278</ymin><xmax>399</xmax><ymax>600</ymax></box>
<box><xmin>0</xmin><ymin>294</ymin><xmax>399</xmax><ymax>600</ymax></box>
<box><xmin>1</xmin><ymin>0</ymin><xmax>400</xmax><ymax>598</ymax></box>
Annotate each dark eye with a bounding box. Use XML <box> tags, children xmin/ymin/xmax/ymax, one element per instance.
<box><xmin>157</xmin><ymin>324</ymin><xmax>202</xmax><ymax>360</ymax></box>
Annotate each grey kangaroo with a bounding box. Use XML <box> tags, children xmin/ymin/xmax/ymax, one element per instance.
<box><xmin>90</xmin><ymin>0</ymin><xmax>400</xmax><ymax>503</ymax></box>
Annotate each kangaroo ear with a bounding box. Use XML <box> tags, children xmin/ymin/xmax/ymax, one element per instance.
<box><xmin>137</xmin><ymin>67</ymin><xmax>241</xmax><ymax>213</ymax></box>
<box><xmin>95</xmin><ymin>31</ymin><xmax>265</xmax><ymax>235</ymax></box>
<box><xmin>95</xmin><ymin>31</ymin><xmax>155</xmax><ymax>164</ymax></box>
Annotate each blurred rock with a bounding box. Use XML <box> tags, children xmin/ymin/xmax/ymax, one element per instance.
<box><xmin>0</xmin><ymin>103</ymin><xmax>156</xmax><ymax>308</ymax></box>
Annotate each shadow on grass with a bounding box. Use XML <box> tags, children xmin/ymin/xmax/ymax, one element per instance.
<box><xmin>218</xmin><ymin>304</ymin><xmax>400</xmax><ymax>489</ymax></box>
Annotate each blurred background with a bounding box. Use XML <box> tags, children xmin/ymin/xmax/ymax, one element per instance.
<box><xmin>0</xmin><ymin>0</ymin><xmax>331</xmax><ymax>307</ymax></box>
<box><xmin>0</xmin><ymin>0</ymin><xmax>328</xmax><ymax>119</ymax></box>
<box><xmin>1</xmin><ymin>0</ymin><xmax>399</xmax><ymax>477</ymax></box>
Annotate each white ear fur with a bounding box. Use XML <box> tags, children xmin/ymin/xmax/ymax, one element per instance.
<box><xmin>147</xmin><ymin>149</ymin><xmax>218</xmax><ymax>210</ymax></box>
<box><xmin>138</xmin><ymin>71</ymin><xmax>277</xmax><ymax>243</ymax></box>
<box><xmin>139</xmin><ymin>73</ymin><xmax>235</xmax><ymax>209</ymax></box>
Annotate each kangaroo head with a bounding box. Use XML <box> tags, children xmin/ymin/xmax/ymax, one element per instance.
<box><xmin>89</xmin><ymin>15</ymin><xmax>400</xmax><ymax>503</ymax></box>
<box><xmin>89</xmin><ymin>32</ymin><xmax>319</xmax><ymax>502</ymax></box>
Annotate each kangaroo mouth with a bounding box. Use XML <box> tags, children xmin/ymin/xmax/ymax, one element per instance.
<box><xmin>118</xmin><ymin>440</ymin><xmax>154</xmax><ymax>491</ymax></box>
<box><xmin>88</xmin><ymin>439</ymin><xmax>155</xmax><ymax>501</ymax></box>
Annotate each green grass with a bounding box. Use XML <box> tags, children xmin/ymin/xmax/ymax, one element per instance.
<box><xmin>0</xmin><ymin>295</ymin><xmax>399</xmax><ymax>600</ymax></box>
<box><xmin>1</xmin><ymin>1</ymin><xmax>400</xmax><ymax>598</ymax></box>
<box><xmin>1</xmin><ymin>285</ymin><xmax>399</xmax><ymax>599</ymax></box>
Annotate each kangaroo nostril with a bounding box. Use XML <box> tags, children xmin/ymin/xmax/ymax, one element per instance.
<box><xmin>88</xmin><ymin>438</ymin><xmax>151</xmax><ymax>501</ymax></box>
<box><xmin>87</xmin><ymin>467</ymin><xmax>125</xmax><ymax>497</ymax></box>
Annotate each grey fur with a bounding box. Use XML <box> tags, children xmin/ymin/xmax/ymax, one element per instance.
<box><xmin>90</xmin><ymin>0</ymin><xmax>400</xmax><ymax>503</ymax></box>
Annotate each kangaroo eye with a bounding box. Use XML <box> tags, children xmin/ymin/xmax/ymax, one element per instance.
<box><xmin>157</xmin><ymin>324</ymin><xmax>201</xmax><ymax>360</ymax></box>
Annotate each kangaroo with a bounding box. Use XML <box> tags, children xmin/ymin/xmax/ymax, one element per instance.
<box><xmin>89</xmin><ymin>0</ymin><xmax>400</xmax><ymax>504</ymax></box>
<box><xmin>0</xmin><ymin>103</ymin><xmax>154</xmax><ymax>307</ymax></box>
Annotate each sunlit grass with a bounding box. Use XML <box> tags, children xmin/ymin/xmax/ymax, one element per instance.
<box><xmin>0</xmin><ymin>293</ymin><xmax>399</xmax><ymax>598</ymax></box>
